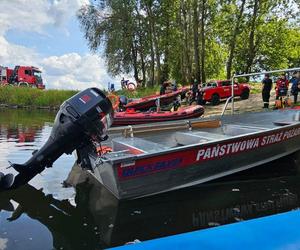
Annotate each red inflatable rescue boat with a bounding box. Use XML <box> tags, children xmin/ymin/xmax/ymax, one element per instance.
<box><xmin>112</xmin><ymin>105</ymin><xmax>204</xmax><ymax>126</ymax></box>
<box><xmin>125</xmin><ymin>87</ymin><xmax>189</xmax><ymax>110</ymax></box>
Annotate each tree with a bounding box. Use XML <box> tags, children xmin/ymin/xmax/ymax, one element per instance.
<box><xmin>77</xmin><ymin>0</ymin><xmax>300</xmax><ymax>87</ymax></box>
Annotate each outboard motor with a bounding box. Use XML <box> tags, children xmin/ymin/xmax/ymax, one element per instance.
<box><xmin>0</xmin><ymin>88</ymin><xmax>113</xmax><ymax>190</ymax></box>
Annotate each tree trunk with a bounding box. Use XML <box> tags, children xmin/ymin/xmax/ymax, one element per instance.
<box><xmin>148</xmin><ymin>19</ymin><xmax>155</xmax><ymax>87</ymax></box>
<box><xmin>162</xmin><ymin>13</ymin><xmax>170</xmax><ymax>81</ymax></box>
<box><xmin>193</xmin><ymin>0</ymin><xmax>201</xmax><ymax>83</ymax></box>
<box><xmin>152</xmin><ymin>18</ymin><xmax>161</xmax><ymax>84</ymax></box>
<box><xmin>135</xmin><ymin>5</ymin><xmax>146</xmax><ymax>87</ymax></box>
<box><xmin>131</xmin><ymin>43</ymin><xmax>139</xmax><ymax>83</ymax></box>
<box><xmin>146</xmin><ymin>3</ymin><xmax>160</xmax><ymax>85</ymax></box>
<box><xmin>200</xmin><ymin>0</ymin><xmax>206</xmax><ymax>82</ymax></box>
<box><xmin>181</xmin><ymin>0</ymin><xmax>192</xmax><ymax>83</ymax></box>
<box><xmin>244</xmin><ymin>0</ymin><xmax>260</xmax><ymax>75</ymax></box>
<box><xmin>226</xmin><ymin>0</ymin><xmax>246</xmax><ymax>79</ymax></box>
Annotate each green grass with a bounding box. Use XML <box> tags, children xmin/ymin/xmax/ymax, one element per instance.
<box><xmin>115</xmin><ymin>85</ymin><xmax>161</xmax><ymax>98</ymax></box>
<box><xmin>0</xmin><ymin>86</ymin><xmax>78</xmax><ymax>108</ymax></box>
<box><xmin>249</xmin><ymin>82</ymin><xmax>262</xmax><ymax>94</ymax></box>
<box><xmin>0</xmin><ymin>85</ymin><xmax>163</xmax><ymax>109</ymax></box>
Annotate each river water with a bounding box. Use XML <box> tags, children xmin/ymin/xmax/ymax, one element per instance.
<box><xmin>0</xmin><ymin>108</ymin><xmax>300</xmax><ymax>250</ymax></box>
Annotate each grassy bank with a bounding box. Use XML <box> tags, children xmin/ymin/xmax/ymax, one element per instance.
<box><xmin>0</xmin><ymin>86</ymin><xmax>161</xmax><ymax>109</ymax></box>
<box><xmin>115</xmin><ymin>85</ymin><xmax>161</xmax><ymax>98</ymax></box>
<box><xmin>0</xmin><ymin>87</ymin><xmax>78</xmax><ymax>109</ymax></box>
<box><xmin>0</xmin><ymin>82</ymin><xmax>264</xmax><ymax>109</ymax></box>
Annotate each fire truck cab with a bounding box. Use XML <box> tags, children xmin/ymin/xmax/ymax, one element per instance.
<box><xmin>0</xmin><ymin>65</ymin><xmax>45</xmax><ymax>89</ymax></box>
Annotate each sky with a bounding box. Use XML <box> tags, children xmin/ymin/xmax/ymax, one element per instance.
<box><xmin>0</xmin><ymin>0</ymin><xmax>116</xmax><ymax>90</ymax></box>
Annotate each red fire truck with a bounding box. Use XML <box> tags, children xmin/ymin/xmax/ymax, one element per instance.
<box><xmin>0</xmin><ymin>65</ymin><xmax>45</xmax><ymax>89</ymax></box>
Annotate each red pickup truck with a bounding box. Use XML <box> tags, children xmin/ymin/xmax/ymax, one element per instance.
<box><xmin>201</xmin><ymin>80</ymin><xmax>250</xmax><ymax>105</ymax></box>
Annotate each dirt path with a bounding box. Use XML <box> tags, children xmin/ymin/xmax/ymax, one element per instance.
<box><xmin>203</xmin><ymin>91</ymin><xmax>278</xmax><ymax>117</ymax></box>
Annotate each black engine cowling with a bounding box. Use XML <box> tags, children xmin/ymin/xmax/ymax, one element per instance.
<box><xmin>0</xmin><ymin>88</ymin><xmax>113</xmax><ymax>189</ymax></box>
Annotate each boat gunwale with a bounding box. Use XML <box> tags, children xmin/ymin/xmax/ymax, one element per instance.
<box><xmin>101</xmin><ymin>120</ymin><xmax>300</xmax><ymax>164</ymax></box>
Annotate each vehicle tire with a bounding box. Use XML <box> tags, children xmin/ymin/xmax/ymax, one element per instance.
<box><xmin>18</xmin><ymin>82</ymin><xmax>29</xmax><ymax>87</ymax></box>
<box><xmin>211</xmin><ymin>94</ymin><xmax>220</xmax><ymax>105</ymax></box>
<box><xmin>241</xmin><ymin>89</ymin><xmax>250</xmax><ymax>100</ymax></box>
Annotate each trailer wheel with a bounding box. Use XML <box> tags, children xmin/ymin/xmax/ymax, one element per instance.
<box><xmin>241</xmin><ymin>89</ymin><xmax>250</xmax><ymax>100</ymax></box>
<box><xmin>18</xmin><ymin>82</ymin><xmax>29</xmax><ymax>87</ymax></box>
<box><xmin>211</xmin><ymin>94</ymin><xmax>220</xmax><ymax>105</ymax></box>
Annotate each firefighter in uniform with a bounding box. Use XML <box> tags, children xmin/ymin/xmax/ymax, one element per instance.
<box><xmin>291</xmin><ymin>71</ymin><xmax>300</xmax><ymax>104</ymax></box>
<box><xmin>262</xmin><ymin>73</ymin><xmax>272</xmax><ymax>108</ymax></box>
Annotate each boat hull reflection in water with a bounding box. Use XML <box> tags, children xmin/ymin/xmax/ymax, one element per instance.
<box><xmin>1</xmin><ymin>153</ymin><xmax>300</xmax><ymax>249</ymax></box>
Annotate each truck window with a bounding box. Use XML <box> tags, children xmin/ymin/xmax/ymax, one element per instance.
<box><xmin>208</xmin><ymin>82</ymin><xmax>217</xmax><ymax>87</ymax></box>
<box><xmin>25</xmin><ymin>70</ymin><xmax>32</xmax><ymax>75</ymax></box>
<box><xmin>221</xmin><ymin>81</ymin><xmax>231</xmax><ymax>86</ymax></box>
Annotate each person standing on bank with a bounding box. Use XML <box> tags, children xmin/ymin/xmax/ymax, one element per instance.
<box><xmin>291</xmin><ymin>71</ymin><xmax>300</xmax><ymax>104</ymax></box>
<box><xmin>262</xmin><ymin>73</ymin><xmax>272</xmax><ymax>108</ymax></box>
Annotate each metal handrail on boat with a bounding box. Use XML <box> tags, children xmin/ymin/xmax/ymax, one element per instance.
<box><xmin>229</xmin><ymin>67</ymin><xmax>300</xmax><ymax>114</ymax></box>
<box><xmin>221</xmin><ymin>96</ymin><xmax>233</xmax><ymax>116</ymax></box>
<box><xmin>108</xmin><ymin>119</ymin><xmax>222</xmax><ymax>138</ymax></box>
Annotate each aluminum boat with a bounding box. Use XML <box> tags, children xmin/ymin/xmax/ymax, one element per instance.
<box><xmin>88</xmin><ymin>109</ymin><xmax>300</xmax><ymax>199</ymax></box>
<box><xmin>2</xmin><ymin>88</ymin><xmax>300</xmax><ymax>200</ymax></box>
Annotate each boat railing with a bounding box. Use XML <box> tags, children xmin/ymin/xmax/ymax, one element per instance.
<box><xmin>221</xmin><ymin>96</ymin><xmax>233</xmax><ymax>116</ymax></box>
<box><xmin>108</xmin><ymin>119</ymin><xmax>221</xmax><ymax>137</ymax></box>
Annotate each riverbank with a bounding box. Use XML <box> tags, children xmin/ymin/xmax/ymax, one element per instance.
<box><xmin>0</xmin><ymin>87</ymin><xmax>78</xmax><ymax>109</ymax></box>
<box><xmin>0</xmin><ymin>83</ymin><xmax>265</xmax><ymax>110</ymax></box>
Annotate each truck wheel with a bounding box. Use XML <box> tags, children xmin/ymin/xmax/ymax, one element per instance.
<box><xmin>211</xmin><ymin>94</ymin><xmax>220</xmax><ymax>105</ymax></box>
<box><xmin>241</xmin><ymin>89</ymin><xmax>250</xmax><ymax>100</ymax></box>
<box><xmin>18</xmin><ymin>82</ymin><xmax>29</xmax><ymax>87</ymax></box>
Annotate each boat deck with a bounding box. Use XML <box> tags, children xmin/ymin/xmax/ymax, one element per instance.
<box><xmin>102</xmin><ymin>110</ymin><xmax>300</xmax><ymax>160</ymax></box>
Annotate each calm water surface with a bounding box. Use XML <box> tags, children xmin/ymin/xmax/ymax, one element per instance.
<box><xmin>0</xmin><ymin>108</ymin><xmax>300</xmax><ymax>250</ymax></box>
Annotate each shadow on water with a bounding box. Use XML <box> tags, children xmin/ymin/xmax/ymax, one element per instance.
<box><xmin>1</xmin><ymin>109</ymin><xmax>300</xmax><ymax>249</ymax></box>
<box><xmin>1</xmin><ymin>154</ymin><xmax>300</xmax><ymax>250</ymax></box>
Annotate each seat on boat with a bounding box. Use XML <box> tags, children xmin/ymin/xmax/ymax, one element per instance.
<box><xmin>222</xmin><ymin>124</ymin><xmax>266</xmax><ymax>136</ymax></box>
<box><xmin>112</xmin><ymin>137</ymin><xmax>169</xmax><ymax>155</ymax></box>
<box><xmin>174</xmin><ymin>131</ymin><xmax>229</xmax><ymax>146</ymax></box>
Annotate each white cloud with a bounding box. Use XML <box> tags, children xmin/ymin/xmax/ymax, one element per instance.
<box><xmin>42</xmin><ymin>53</ymin><xmax>112</xmax><ymax>90</ymax></box>
<box><xmin>0</xmin><ymin>36</ymin><xmax>39</xmax><ymax>65</ymax></box>
<box><xmin>0</xmin><ymin>0</ymin><xmax>89</xmax><ymax>33</ymax></box>
<box><xmin>0</xmin><ymin>0</ymin><xmax>113</xmax><ymax>90</ymax></box>
<box><xmin>50</xmin><ymin>0</ymin><xmax>90</xmax><ymax>27</ymax></box>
